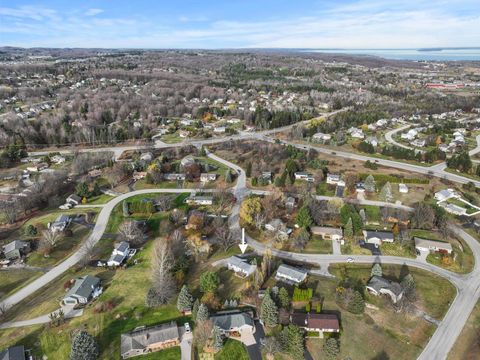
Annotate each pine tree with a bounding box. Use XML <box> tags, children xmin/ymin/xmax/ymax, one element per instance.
<box><xmin>225</xmin><ymin>169</ymin><xmax>233</xmax><ymax>183</ymax></box>
<box><xmin>401</xmin><ymin>273</ymin><xmax>417</xmax><ymax>301</ymax></box>
<box><xmin>76</xmin><ymin>182</ymin><xmax>90</xmax><ymax>198</ymax></box>
<box><xmin>380</xmin><ymin>182</ymin><xmax>393</xmax><ymax>202</ymax></box>
<box><xmin>344</xmin><ymin>218</ymin><xmax>353</xmax><ymax>238</ymax></box>
<box><xmin>122</xmin><ymin>201</ymin><xmax>130</xmax><ymax>217</ymax></box>
<box><xmin>371</xmin><ymin>263</ymin><xmax>383</xmax><ymax>277</ymax></box>
<box><xmin>347</xmin><ymin>290</ymin><xmax>365</xmax><ymax>314</ymax></box>
<box><xmin>70</xmin><ymin>330</ymin><xmax>99</xmax><ymax>360</ymax></box>
<box><xmin>296</xmin><ymin>206</ymin><xmax>313</xmax><ymax>229</ymax></box>
<box><xmin>196</xmin><ymin>303</ymin><xmax>209</xmax><ymax>322</ymax></box>
<box><xmin>278</xmin><ymin>287</ymin><xmax>290</xmax><ymax>309</ymax></box>
<box><xmin>192</xmin><ymin>299</ymin><xmax>200</xmax><ymax>320</ymax></box>
<box><xmin>280</xmin><ymin>325</ymin><xmax>304</xmax><ymax>360</ymax></box>
<box><xmin>212</xmin><ymin>325</ymin><xmax>223</xmax><ymax>351</ymax></box>
<box><xmin>260</xmin><ymin>292</ymin><xmax>279</xmax><ymax>327</ymax></box>
<box><xmin>364</xmin><ymin>175</ymin><xmax>376</xmax><ymax>192</ymax></box>
<box><xmin>92</xmin><ymin>182</ymin><xmax>101</xmax><ymax>196</ymax></box>
<box><xmin>177</xmin><ymin>285</ymin><xmax>194</xmax><ymax>312</ymax></box>
<box><xmin>323</xmin><ymin>338</ymin><xmax>340</xmax><ymax>359</ymax></box>
<box><xmin>246</xmin><ymin>162</ymin><xmax>252</xmax><ymax>177</ymax></box>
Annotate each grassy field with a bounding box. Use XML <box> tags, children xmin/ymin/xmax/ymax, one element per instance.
<box><xmin>447</xmin><ymin>300</ymin><xmax>480</xmax><ymax>360</ymax></box>
<box><xmin>214</xmin><ymin>339</ymin><xmax>249</xmax><ymax>360</ymax></box>
<box><xmin>136</xmin><ymin>346</ymin><xmax>181</xmax><ymax>359</ymax></box>
<box><xmin>0</xmin><ymin>270</ymin><xmax>43</xmax><ymax>300</ymax></box>
<box><xmin>85</xmin><ymin>194</ymin><xmax>115</xmax><ymax>205</ymax></box>
<box><xmin>303</xmin><ymin>236</ymin><xmax>332</xmax><ymax>254</ymax></box>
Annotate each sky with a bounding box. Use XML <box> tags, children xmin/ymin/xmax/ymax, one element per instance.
<box><xmin>0</xmin><ymin>0</ymin><xmax>479</xmax><ymax>49</ymax></box>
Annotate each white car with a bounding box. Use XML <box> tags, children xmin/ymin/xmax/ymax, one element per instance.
<box><xmin>346</xmin><ymin>257</ymin><xmax>354</xmax><ymax>263</ymax></box>
<box><xmin>184</xmin><ymin>322</ymin><xmax>191</xmax><ymax>333</ymax></box>
<box><xmin>59</xmin><ymin>203</ymin><xmax>73</xmax><ymax>210</ymax></box>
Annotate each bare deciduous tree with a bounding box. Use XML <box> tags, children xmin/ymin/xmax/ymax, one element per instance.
<box><xmin>119</xmin><ymin>221</ymin><xmax>144</xmax><ymax>246</ymax></box>
<box><xmin>215</xmin><ymin>224</ymin><xmax>236</xmax><ymax>251</ymax></box>
<box><xmin>39</xmin><ymin>230</ymin><xmax>62</xmax><ymax>255</ymax></box>
<box><xmin>155</xmin><ymin>195</ymin><xmax>173</xmax><ymax>212</ymax></box>
<box><xmin>151</xmin><ymin>239</ymin><xmax>176</xmax><ymax>304</ymax></box>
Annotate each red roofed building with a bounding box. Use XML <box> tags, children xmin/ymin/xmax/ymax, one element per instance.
<box><xmin>290</xmin><ymin>313</ymin><xmax>340</xmax><ymax>338</ymax></box>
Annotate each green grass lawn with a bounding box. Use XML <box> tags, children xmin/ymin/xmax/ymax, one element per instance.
<box><xmin>134</xmin><ymin>346</ymin><xmax>181</xmax><ymax>359</ymax></box>
<box><xmin>86</xmin><ymin>194</ymin><xmax>115</xmax><ymax>205</ymax></box>
<box><xmin>162</xmin><ymin>133</ymin><xmax>184</xmax><ymax>144</ymax></box>
<box><xmin>303</xmin><ymin>236</ymin><xmax>332</xmax><ymax>254</ymax></box>
<box><xmin>214</xmin><ymin>339</ymin><xmax>249</xmax><ymax>360</ymax></box>
<box><xmin>381</xmin><ymin>242</ymin><xmax>415</xmax><ymax>258</ymax></box>
<box><xmin>0</xmin><ymin>270</ymin><xmax>43</xmax><ymax>300</ymax></box>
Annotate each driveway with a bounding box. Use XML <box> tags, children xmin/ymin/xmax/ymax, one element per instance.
<box><xmin>179</xmin><ymin>325</ymin><xmax>193</xmax><ymax>360</ymax></box>
<box><xmin>245</xmin><ymin>320</ymin><xmax>264</xmax><ymax>360</ymax></box>
<box><xmin>332</xmin><ymin>239</ymin><xmax>342</xmax><ymax>255</ymax></box>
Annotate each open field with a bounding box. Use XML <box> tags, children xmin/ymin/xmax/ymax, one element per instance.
<box><xmin>0</xmin><ymin>270</ymin><xmax>43</xmax><ymax>301</ymax></box>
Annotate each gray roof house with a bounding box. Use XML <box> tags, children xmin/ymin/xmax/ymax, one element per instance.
<box><xmin>414</xmin><ymin>237</ymin><xmax>453</xmax><ymax>254</ymax></box>
<box><xmin>366</xmin><ymin>276</ymin><xmax>404</xmax><ymax>303</ymax></box>
<box><xmin>275</xmin><ymin>264</ymin><xmax>308</xmax><ymax>285</ymax></box>
<box><xmin>363</xmin><ymin>230</ymin><xmax>394</xmax><ymax>245</ymax></box>
<box><xmin>107</xmin><ymin>241</ymin><xmax>131</xmax><ymax>266</ymax></box>
<box><xmin>120</xmin><ymin>321</ymin><xmax>180</xmax><ymax>359</ymax></box>
<box><xmin>211</xmin><ymin>311</ymin><xmax>255</xmax><ymax>336</ymax></box>
<box><xmin>225</xmin><ymin>256</ymin><xmax>257</xmax><ymax>277</ymax></box>
<box><xmin>66</xmin><ymin>194</ymin><xmax>82</xmax><ymax>205</ymax></box>
<box><xmin>63</xmin><ymin>275</ymin><xmax>102</xmax><ymax>305</ymax></box>
<box><xmin>2</xmin><ymin>240</ymin><xmax>30</xmax><ymax>260</ymax></box>
<box><xmin>50</xmin><ymin>214</ymin><xmax>71</xmax><ymax>233</ymax></box>
<box><xmin>0</xmin><ymin>345</ymin><xmax>26</xmax><ymax>360</ymax></box>
<box><xmin>311</xmin><ymin>227</ymin><xmax>343</xmax><ymax>241</ymax></box>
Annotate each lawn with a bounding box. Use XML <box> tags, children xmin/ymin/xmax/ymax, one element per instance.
<box><xmin>214</xmin><ymin>339</ymin><xmax>249</xmax><ymax>360</ymax></box>
<box><xmin>85</xmin><ymin>193</ymin><xmax>115</xmax><ymax>205</ymax></box>
<box><xmin>0</xmin><ymin>270</ymin><xmax>43</xmax><ymax>300</ymax></box>
<box><xmin>303</xmin><ymin>236</ymin><xmax>332</xmax><ymax>254</ymax></box>
<box><xmin>447</xmin><ymin>300</ymin><xmax>480</xmax><ymax>360</ymax></box>
<box><xmin>381</xmin><ymin>242</ymin><xmax>415</xmax><ymax>258</ymax></box>
<box><xmin>135</xmin><ymin>346</ymin><xmax>181</xmax><ymax>359</ymax></box>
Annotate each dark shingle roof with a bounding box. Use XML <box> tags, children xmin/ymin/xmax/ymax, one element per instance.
<box><xmin>0</xmin><ymin>346</ymin><xmax>25</xmax><ymax>360</ymax></box>
<box><xmin>120</xmin><ymin>321</ymin><xmax>179</xmax><ymax>356</ymax></box>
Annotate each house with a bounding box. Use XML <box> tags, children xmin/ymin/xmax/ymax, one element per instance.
<box><xmin>311</xmin><ymin>227</ymin><xmax>343</xmax><ymax>243</ymax></box>
<box><xmin>51</xmin><ymin>155</ymin><xmax>66</xmax><ymax>164</ymax></box>
<box><xmin>50</xmin><ymin>214</ymin><xmax>71</xmax><ymax>232</ymax></box>
<box><xmin>107</xmin><ymin>241</ymin><xmax>130</xmax><ymax>267</ymax></box>
<box><xmin>2</xmin><ymin>240</ymin><xmax>31</xmax><ymax>260</ymax></box>
<box><xmin>185</xmin><ymin>195</ymin><xmax>213</xmax><ymax>206</ymax></box>
<box><xmin>438</xmin><ymin>143</ymin><xmax>450</xmax><ymax>153</ymax></box>
<box><xmin>200</xmin><ymin>173</ymin><xmax>217</xmax><ymax>182</ymax></box>
<box><xmin>414</xmin><ymin>237</ymin><xmax>453</xmax><ymax>254</ymax></box>
<box><xmin>435</xmin><ymin>189</ymin><xmax>457</xmax><ymax>202</ymax></box>
<box><xmin>363</xmin><ymin>230</ymin><xmax>394</xmax><ymax>245</ymax></box>
<box><xmin>294</xmin><ymin>172</ymin><xmax>314</xmax><ymax>182</ymax></box>
<box><xmin>439</xmin><ymin>202</ymin><xmax>467</xmax><ymax>216</ymax></box>
<box><xmin>133</xmin><ymin>171</ymin><xmax>147</xmax><ymax>181</ymax></box>
<box><xmin>356</xmin><ymin>182</ymin><xmax>366</xmax><ymax>193</ymax></box>
<box><xmin>62</xmin><ymin>275</ymin><xmax>102</xmax><ymax>305</ymax></box>
<box><xmin>401</xmin><ymin>129</ymin><xmax>418</xmax><ymax>141</ymax></box>
<box><xmin>26</xmin><ymin>162</ymin><xmax>48</xmax><ymax>172</ymax></box>
<box><xmin>312</xmin><ymin>132</ymin><xmax>332</xmax><ymax>142</ymax></box>
<box><xmin>225</xmin><ymin>256</ymin><xmax>256</xmax><ymax>277</ymax></box>
<box><xmin>163</xmin><ymin>173</ymin><xmax>186</xmax><ymax>181</ymax></box>
<box><xmin>180</xmin><ymin>155</ymin><xmax>196</xmax><ymax>168</ymax></box>
<box><xmin>120</xmin><ymin>321</ymin><xmax>180</xmax><ymax>359</ymax></box>
<box><xmin>398</xmin><ymin>183</ymin><xmax>408</xmax><ymax>194</ymax></box>
<box><xmin>211</xmin><ymin>311</ymin><xmax>255</xmax><ymax>337</ymax></box>
<box><xmin>366</xmin><ymin>276</ymin><xmax>404</xmax><ymax>303</ymax></box>
<box><xmin>326</xmin><ymin>174</ymin><xmax>342</xmax><ymax>185</ymax></box>
<box><xmin>411</xmin><ymin>139</ymin><xmax>426</xmax><ymax>148</ymax></box>
<box><xmin>348</xmin><ymin>127</ymin><xmax>364</xmax><ymax>139</ymax></box>
<box><xmin>0</xmin><ymin>345</ymin><xmax>26</xmax><ymax>360</ymax></box>
<box><xmin>260</xmin><ymin>172</ymin><xmax>273</xmax><ymax>183</ymax></box>
<box><xmin>275</xmin><ymin>264</ymin><xmax>308</xmax><ymax>285</ymax></box>
<box><xmin>365</xmin><ymin>136</ymin><xmax>379</xmax><ymax>147</ymax></box>
<box><xmin>291</xmin><ymin>313</ymin><xmax>340</xmax><ymax>337</ymax></box>
<box><xmin>265</xmin><ymin>219</ymin><xmax>292</xmax><ymax>237</ymax></box>
<box><xmin>88</xmin><ymin>169</ymin><xmax>102</xmax><ymax>178</ymax></box>
<box><xmin>213</xmin><ymin>126</ymin><xmax>226</xmax><ymax>133</ymax></box>
<box><xmin>285</xmin><ymin>196</ymin><xmax>296</xmax><ymax>209</ymax></box>
<box><xmin>139</xmin><ymin>152</ymin><xmax>153</xmax><ymax>162</ymax></box>
<box><xmin>66</xmin><ymin>194</ymin><xmax>82</xmax><ymax>205</ymax></box>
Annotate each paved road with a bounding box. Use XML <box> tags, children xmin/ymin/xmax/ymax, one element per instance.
<box><xmin>0</xmin><ymin>305</ymin><xmax>83</xmax><ymax>329</ymax></box>
<box><xmin>384</xmin><ymin>123</ymin><xmax>416</xmax><ymax>151</ymax></box>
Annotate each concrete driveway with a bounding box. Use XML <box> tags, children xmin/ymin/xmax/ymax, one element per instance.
<box><xmin>179</xmin><ymin>325</ymin><xmax>193</xmax><ymax>360</ymax></box>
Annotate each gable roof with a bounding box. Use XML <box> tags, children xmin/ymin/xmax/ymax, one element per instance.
<box><xmin>0</xmin><ymin>346</ymin><xmax>25</xmax><ymax>360</ymax></box>
<box><xmin>65</xmin><ymin>275</ymin><xmax>100</xmax><ymax>299</ymax></box>
<box><xmin>226</xmin><ymin>256</ymin><xmax>256</xmax><ymax>274</ymax></box>
<box><xmin>115</xmin><ymin>241</ymin><xmax>130</xmax><ymax>253</ymax></box>
<box><xmin>291</xmin><ymin>313</ymin><xmax>340</xmax><ymax>331</ymax></box>
<box><xmin>364</xmin><ymin>230</ymin><xmax>393</xmax><ymax>240</ymax></box>
<box><xmin>276</xmin><ymin>264</ymin><xmax>308</xmax><ymax>282</ymax></box>
<box><xmin>311</xmin><ymin>227</ymin><xmax>342</xmax><ymax>236</ymax></box>
<box><xmin>3</xmin><ymin>240</ymin><xmax>28</xmax><ymax>254</ymax></box>
<box><xmin>121</xmin><ymin>321</ymin><xmax>179</xmax><ymax>355</ymax></box>
<box><xmin>211</xmin><ymin>312</ymin><xmax>254</xmax><ymax>331</ymax></box>
<box><xmin>367</xmin><ymin>276</ymin><xmax>403</xmax><ymax>296</ymax></box>
<box><xmin>414</xmin><ymin>237</ymin><xmax>453</xmax><ymax>252</ymax></box>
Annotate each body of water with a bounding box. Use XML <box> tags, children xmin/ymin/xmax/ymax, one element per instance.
<box><xmin>305</xmin><ymin>48</ymin><xmax>480</xmax><ymax>61</ymax></box>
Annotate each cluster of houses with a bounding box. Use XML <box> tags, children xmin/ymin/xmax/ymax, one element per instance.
<box><xmin>434</xmin><ymin>189</ymin><xmax>480</xmax><ymax>217</ymax></box>
<box><xmin>400</xmin><ymin>124</ymin><xmax>468</xmax><ymax>152</ymax></box>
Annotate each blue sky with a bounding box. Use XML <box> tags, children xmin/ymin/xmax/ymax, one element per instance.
<box><xmin>0</xmin><ymin>0</ymin><xmax>479</xmax><ymax>48</ymax></box>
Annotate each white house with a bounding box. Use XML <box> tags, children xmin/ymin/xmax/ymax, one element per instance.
<box><xmin>63</xmin><ymin>275</ymin><xmax>102</xmax><ymax>305</ymax></box>
<box><xmin>363</xmin><ymin>230</ymin><xmax>394</xmax><ymax>245</ymax></box>
<box><xmin>51</xmin><ymin>155</ymin><xmax>66</xmax><ymax>164</ymax></box>
<box><xmin>411</xmin><ymin>139</ymin><xmax>426</xmax><ymax>148</ymax></box>
<box><xmin>213</xmin><ymin>126</ymin><xmax>226</xmax><ymax>133</ymax></box>
<box><xmin>398</xmin><ymin>183</ymin><xmax>408</xmax><ymax>194</ymax></box>
<box><xmin>185</xmin><ymin>195</ymin><xmax>213</xmax><ymax>206</ymax></box>
<box><xmin>350</xmin><ymin>129</ymin><xmax>365</xmax><ymax>139</ymax></box>
<box><xmin>275</xmin><ymin>264</ymin><xmax>308</xmax><ymax>285</ymax></box>
<box><xmin>326</xmin><ymin>174</ymin><xmax>342</xmax><ymax>185</ymax></box>
<box><xmin>401</xmin><ymin>129</ymin><xmax>418</xmax><ymax>141</ymax></box>
<box><xmin>312</xmin><ymin>133</ymin><xmax>332</xmax><ymax>142</ymax></box>
<box><xmin>163</xmin><ymin>173</ymin><xmax>186</xmax><ymax>181</ymax></box>
<box><xmin>311</xmin><ymin>227</ymin><xmax>343</xmax><ymax>243</ymax></box>
<box><xmin>265</xmin><ymin>219</ymin><xmax>292</xmax><ymax>237</ymax></box>
<box><xmin>50</xmin><ymin>214</ymin><xmax>71</xmax><ymax>232</ymax></box>
<box><xmin>294</xmin><ymin>172</ymin><xmax>314</xmax><ymax>182</ymax></box>
<box><xmin>225</xmin><ymin>256</ymin><xmax>256</xmax><ymax>277</ymax></box>
<box><xmin>434</xmin><ymin>189</ymin><xmax>457</xmax><ymax>202</ymax></box>
<box><xmin>200</xmin><ymin>173</ymin><xmax>217</xmax><ymax>182</ymax></box>
<box><xmin>107</xmin><ymin>241</ymin><xmax>130</xmax><ymax>267</ymax></box>
<box><xmin>414</xmin><ymin>237</ymin><xmax>453</xmax><ymax>254</ymax></box>
<box><xmin>66</xmin><ymin>194</ymin><xmax>82</xmax><ymax>205</ymax></box>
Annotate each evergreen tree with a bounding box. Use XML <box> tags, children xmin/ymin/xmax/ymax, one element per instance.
<box><xmin>70</xmin><ymin>330</ymin><xmax>99</xmax><ymax>360</ymax></box>
<box><xmin>323</xmin><ymin>338</ymin><xmax>340</xmax><ymax>359</ymax></box>
<box><xmin>24</xmin><ymin>224</ymin><xmax>37</xmax><ymax>236</ymax></box>
<box><xmin>371</xmin><ymin>263</ymin><xmax>383</xmax><ymax>277</ymax></box>
<box><xmin>344</xmin><ymin>218</ymin><xmax>353</xmax><ymax>238</ymax></box>
<box><xmin>145</xmin><ymin>288</ymin><xmax>162</xmax><ymax>308</ymax></box>
<box><xmin>122</xmin><ymin>201</ymin><xmax>130</xmax><ymax>217</ymax></box>
<box><xmin>196</xmin><ymin>303</ymin><xmax>209</xmax><ymax>322</ymax></box>
<box><xmin>225</xmin><ymin>169</ymin><xmax>233</xmax><ymax>183</ymax></box>
<box><xmin>177</xmin><ymin>285</ymin><xmax>194</xmax><ymax>312</ymax></box>
<box><xmin>192</xmin><ymin>299</ymin><xmax>200</xmax><ymax>320</ymax></box>
<box><xmin>380</xmin><ymin>182</ymin><xmax>393</xmax><ymax>202</ymax></box>
<box><xmin>401</xmin><ymin>273</ymin><xmax>417</xmax><ymax>301</ymax></box>
<box><xmin>212</xmin><ymin>326</ymin><xmax>223</xmax><ymax>351</ymax></box>
<box><xmin>92</xmin><ymin>182</ymin><xmax>101</xmax><ymax>196</ymax></box>
<box><xmin>246</xmin><ymin>162</ymin><xmax>252</xmax><ymax>177</ymax></box>
<box><xmin>347</xmin><ymin>291</ymin><xmax>365</xmax><ymax>314</ymax></box>
<box><xmin>364</xmin><ymin>175</ymin><xmax>376</xmax><ymax>192</ymax></box>
<box><xmin>280</xmin><ymin>325</ymin><xmax>304</xmax><ymax>360</ymax></box>
<box><xmin>260</xmin><ymin>292</ymin><xmax>279</xmax><ymax>327</ymax></box>
<box><xmin>76</xmin><ymin>182</ymin><xmax>90</xmax><ymax>198</ymax></box>
<box><xmin>296</xmin><ymin>206</ymin><xmax>313</xmax><ymax>228</ymax></box>
<box><xmin>199</xmin><ymin>146</ymin><xmax>207</xmax><ymax>156</ymax></box>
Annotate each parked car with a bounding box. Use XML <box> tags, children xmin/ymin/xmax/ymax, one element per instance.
<box><xmin>184</xmin><ymin>322</ymin><xmax>191</xmax><ymax>333</ymax></box>
<box><xmin>347</xmin><ymin>257</ymin><xmax>354</xmax><ymax>263</ymax></box>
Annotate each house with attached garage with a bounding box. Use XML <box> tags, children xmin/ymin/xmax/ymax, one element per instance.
<box><xmin>291</xmin><ymin>313</ymin><xmax>340</xmax><ymax>338</ymax></box>
<box><xmin>363</xmin><ymin>230</ymin><xmax>394</xmax><ymax>245</ymax></box>
<box><xmin>294</xmin><ymin>172</ymin><xmax>314</xmax><ymax>182</ymax></box>
<box><xmin>66</xmin><ymin>194</ymin><xmax>82</xmax><ymax>206</ymax></box>
<box><xmin>120</xmin><ymin>321</ymin><xmax>180</xmax><ymax>359</ymax></box>
<box><xmin>311</xmin><ymin>226</ymin><xmax>344</xmax><ymax>244</ymax></box>
<box><xmin>211</xmin><ymin>311</ymin><xmax>255</xmax><ymax>337</ymax></box>
<box><xmin>62</xmin><ymin>275</ymin><xmax>102</xmax><ymax>305</ymax></box>
<box><xmin>163</xmin><ymin>173</ymin><xmax>186</xmax><ymax>181</ymax></box>
<box><xmin>275</xmin><ymin>264</ymin><xmax>308</xmax><ymax>285</ymax></box>
<box><xmin>366</xmin><ymin>275</ymin><xmax>404</xmax><ymax>304</ymax></box>
<box><xmin>225</xmin><ymin>256</ymin><xmax>257</xmax><ymax>278</ymax></box>
<box><xmin>185</xmin><ymin>194</ymin><xmax>213</xmax><ymax>206</ymax></box>
<box><xmin>434</xmin><ymin>188</ymin><xmax>458</xmax><ymax>202</ymax></box>
<box><xmin>200</xmin><ymin>173</ymin><xmax>217</xmax><ymax>182</ymax></box>
<box><xmin>107</xmin><ymin>241</ymin><xmax>131</xmax><ymax>267</ymax></box>
<box><xmin>265</xmin><ymin>218</ymin><xmax>292</xmax><ymax>237</ymax></box>
<box><xmin>49</xmin><ymin>214</ymin><xmax>72</xmax><ymax>233</ymax></box>
<box><xmin>2</xmin><ymin>240</ymin><xmax>31</xmax><ymax>260</ymax></box>
<box><xmin>414</xmin><ymin>237</ymin><xmax>453</xmax><ymax>255</ymax></box>
<box><xmin>0</xmin><ymin>345</ymin><xmax>27</xmax><ymax>360</ymax></box>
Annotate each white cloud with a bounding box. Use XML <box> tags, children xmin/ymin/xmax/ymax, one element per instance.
<box><xmin>85</xmin><ymin>8</ymin><xmax>104</xmax><ymax>17</ymax></box>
